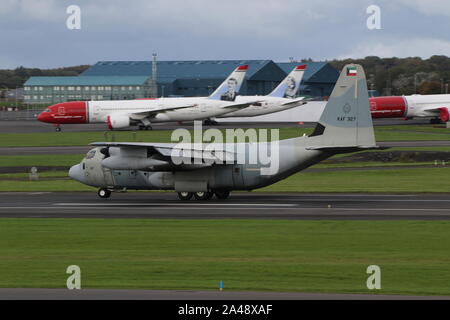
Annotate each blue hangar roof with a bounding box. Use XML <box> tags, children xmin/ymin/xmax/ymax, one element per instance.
<box><xmin>81</xmin><ymin>60</ymin><xmax>285</xmax><ymax>83</ymax></box>
<box><xmin>24</xmin><ymin>76</ymin><xmax>149</xmax><ymax>86</ymax></box>
<box><xmin>277</xmin><ymin>62</ymin><xmax>339</xmax><ymax>83</ymax></box>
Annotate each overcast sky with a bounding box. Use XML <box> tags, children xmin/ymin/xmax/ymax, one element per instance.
<box><xmin>1</xmin><ymin>0</ymin><xmax>450</xmax><ymax>69</ymax></box>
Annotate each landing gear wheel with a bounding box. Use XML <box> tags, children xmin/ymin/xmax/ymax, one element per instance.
<box><xmin>55</xmin><ymin>126</ymin><xmax>61</xmax><ymax>132</ymax></box>
<box><xmin>194</xmin><ymin>191</ymin><xmax>213</xmax><ymax>200</ymax></box>
<box><xmin>177</xmin><ymin>192</ymin><xmax>193</xmax><ymax>201</ymax></box>
<box><xmin>214</xmin><ymin>190</ymin><xmax>230</xmax><ymax>199</ymax></box>
<box><xmin>98</xmin><ymin>188</ymin><xmax>111</xmax><ymax>198</ymax></box>
<box><xmin>430</xmin><ymin>118</ymin><xmax>442</xmax><ymax>124</ymax></box>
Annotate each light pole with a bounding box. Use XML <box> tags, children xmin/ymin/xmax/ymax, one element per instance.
<box><xmin>15</xmin><ymin>86</ymin><xmax>18</xmax><ymax>110</ymax></box>
<box><xmin>414</xmin><ymin>73</ymin><xmax>421</xmax><ymax>94</ymax></box>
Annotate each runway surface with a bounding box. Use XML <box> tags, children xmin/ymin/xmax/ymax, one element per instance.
<box><xmin>1</xmin><ymin>192</ymin><xmax>450</xmax><ymax>220</ymax></box>
<box><xmin>0</xmin><ymin>288</ymin><xmax>448</xmax><ymax>300</ymax></box>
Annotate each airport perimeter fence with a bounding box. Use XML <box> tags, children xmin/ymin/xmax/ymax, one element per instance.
<box><xmin>0</xmin><ymin>110</ymin><xmax>41</xmax><ymax>120</ymax></box>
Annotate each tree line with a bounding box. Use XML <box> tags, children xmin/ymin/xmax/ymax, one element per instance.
<box><xmin>0</xmin><ymin>65</ymin><xmax>90</xmax><ymax>90</ymax></box>
<box><xmin>1</xmin><ymin>55</ymin><xmax>449</xmax><ymax>96</ymax></box>
<box><xmin>327</xmin><ymin>55</ymin><xmax>450</xmax><ymax>96</ymax></box>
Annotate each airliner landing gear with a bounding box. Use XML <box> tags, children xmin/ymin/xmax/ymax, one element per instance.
<box><xmin>139</xmin><ymin>119</ymin><xmax>153</xmax><ymax>130</ymax></box>
<box><xmin>430</xmin><ymin>118</ymin><xmax>442</xmax><ymax>124</ymax></box>
<box><xmin>138</xmin><ymin>125</ymin><xmax>152</xmax><ymax>130</ymax></box>
<box><xmin>98</xmin><ymin>188</ymin><xmax>111</xmax><ymax>198</ymax></box>
<box><xmin>177</xmin><ymin>192</ymin><xmax>193</xmax><ymax>201</ymax></box>
<box><xmin>203</xmin><ymin>119</ymin><xmax>219</xmax><ymax>126</ymax></box>
<box><xmin>54</xmin><ymin>124</ymin><xmax>61</xmax><ymax>132</ymax></box>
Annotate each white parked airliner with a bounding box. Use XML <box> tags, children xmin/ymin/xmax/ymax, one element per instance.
<box><xmin>38</xmin><ymin>65</ymin><xmax>260</xmax><ymax>130</ymax></box>
<box><xmin>212</xmin><ymin>65</ymin><xmax>307</xmax><ymax>123</ymax></box>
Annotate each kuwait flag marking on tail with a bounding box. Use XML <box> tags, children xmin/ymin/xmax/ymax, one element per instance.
<box><xmin>347</xmin><ymin>66</ymin><xmax>357</xmax><ymax>76</ymax></box>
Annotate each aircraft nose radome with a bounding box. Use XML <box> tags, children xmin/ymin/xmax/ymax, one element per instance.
<box><xmin>37</xmin><ymin>112</ymin><xmax>50</xmax><ymax>123</ymax></box>
<box><xmin>69</xmin><ymin>164</ymin><xmax>83</xmax><ymax>182</ymax></box>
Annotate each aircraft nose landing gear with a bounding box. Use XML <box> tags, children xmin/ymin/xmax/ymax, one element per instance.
<box><xmin>98</xmin><ymin>188</ymin><xmax>111</xmax><ymax>198</ymax></box>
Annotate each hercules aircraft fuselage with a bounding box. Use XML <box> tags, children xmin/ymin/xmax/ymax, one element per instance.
<box><xmin>69</xmin><ymin>64</ymin><xmax>379</xmax><ymax>200</ymax></box>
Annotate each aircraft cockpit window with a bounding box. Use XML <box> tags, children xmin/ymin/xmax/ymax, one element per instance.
<box><xmin>85</xmin><ymin>150</ymin><xmax>96</xmax><ymax>159</ymax></box>
<box><xmin>44</xmin><ymin>108</ymin><xmax>50</xmax><ymax>112</ymax></box>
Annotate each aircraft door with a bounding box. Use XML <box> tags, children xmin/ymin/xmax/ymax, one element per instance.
<box><xmin>102</xmin><ymin>167</ymin><xmax>115</xmax><ymax>187</ymax></box>
<box><xmin>90</xmin><ymin>104</ymin><xmax>101</xmax><ymax>122</ymax></box>
<box><xmin>232</xmin><ymin>164</ymin><xmax>245</xmax><ymax>189</ymax></box>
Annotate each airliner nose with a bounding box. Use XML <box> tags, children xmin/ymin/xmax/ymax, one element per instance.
<box><xmin>37</xmin><ymin>111</ymin><xmax>51</xmax><ymax>123</ymax></box>
<box><xmin>69</xmin><ymin>164</ymin><xmax>84</xmax><ymax>182</ymax></box>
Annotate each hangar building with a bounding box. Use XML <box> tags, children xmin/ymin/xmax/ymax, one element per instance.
<box><xmin>277</xmin><ymin>62</ymin><xmax>339</xmax><ymax>97</ymax></box>
<box><xmin>23</xmin><ymin>60</ymin><xmax>339</xmax><ymax>104</ymax></box>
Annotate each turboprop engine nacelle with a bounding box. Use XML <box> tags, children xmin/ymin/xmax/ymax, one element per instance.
<box><xmin>107</xmin><ymin>114</ymin><xmax>130</xmax><ymax>129</ymax></box>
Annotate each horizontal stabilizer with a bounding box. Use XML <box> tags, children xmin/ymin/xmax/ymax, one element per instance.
<box><xmin>306</xmin><ymin>145</ymin><xmax>387</xmax><ymax>153</ymax></box>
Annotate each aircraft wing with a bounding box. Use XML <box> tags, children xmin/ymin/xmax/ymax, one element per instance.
<box><xmin>128</xmin><ymin>104</ymin><xmax>198</xmax><ymax>119</ymax></box>
<box><xmin>221</xmin><ymin>100</ymin><xmax>264</xmax><ymax>109</ymax></box>
<box><xmin>281</xmin><ymin>98</ymin><xmax>307</xmax><ymax>108</ymax></box>
<box><xmin>306</xmin><ymin>145</ymin><xmax>386</xmax><ymax>153</ymax></box>
<box><xmin>90</xmin><ymin>142</ymin><xmax>237</xmax><ymax>167</ymax></box>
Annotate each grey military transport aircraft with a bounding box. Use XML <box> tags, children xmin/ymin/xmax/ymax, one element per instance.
<box><xmin>69</xmin><ymin>64</ymin><xmax>379</xmax><ymax>200</ymax></box>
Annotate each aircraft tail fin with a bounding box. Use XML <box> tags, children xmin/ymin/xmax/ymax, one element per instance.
<box><xmin>268</xmin><ymin>64</ymin><xmax>306</xmax><ymax>98</ymax></box>
<box><xmin>308</xmin><ymin>64</ymin><xmax>376</xmax><ymax>148</ymax></box>
<box><xmin>208</xmin><ymin>65</ymin><xmax>248</xmax><ymax>101</ymax></box>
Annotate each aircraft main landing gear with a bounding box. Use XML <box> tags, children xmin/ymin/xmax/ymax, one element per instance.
<box><xmin>98</xmin><ymin>188</ymin><xmax>111</xmax><ymax>198</ymax></box>
<box><xmin>193</xmin><ymin>191</ymin><xmax>213</xmax><ymax>200</ymax></box>
<box><xmin>176</xmin><ymin>190</ymin><xmax>230</xmax><ymax>200</ymax></box>
<box><xmin>177</xmin><ymin>192</ymin><xmax>193</xmax><ymax>201</ymax></box>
